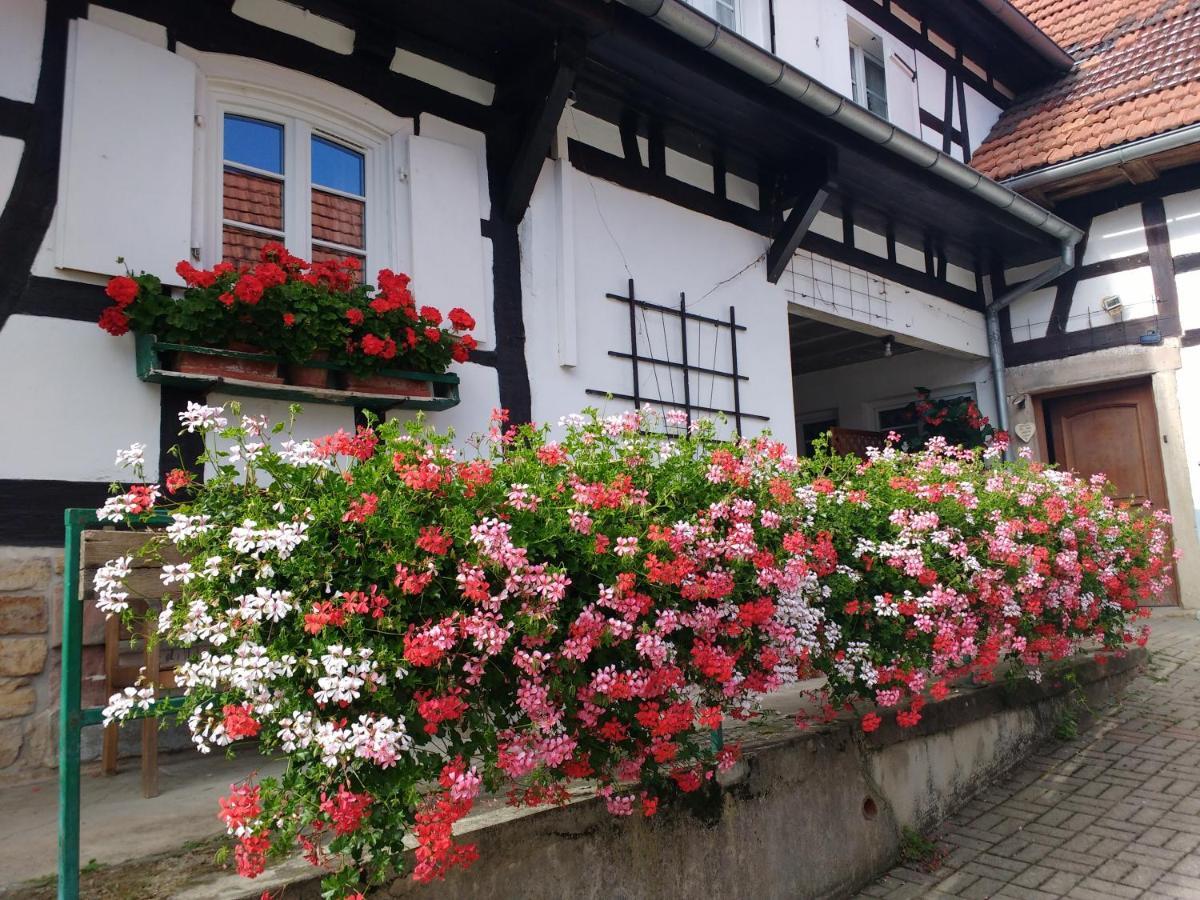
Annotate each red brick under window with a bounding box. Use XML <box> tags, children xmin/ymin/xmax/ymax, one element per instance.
<box><xmin>312</xmin><ymin>189</ymin><xmax>365</xmax><ymax>249</ymax></box>
<box><xmin>223</xmin><ymin>226</ymin><xmax>274</xmax><ymax>267</ymax></box>
<box><xmin>224</xmin><ymin>169</ymin><xmax>283</xmax><ymax>231</ymax></box>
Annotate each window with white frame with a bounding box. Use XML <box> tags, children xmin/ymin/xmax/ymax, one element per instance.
<box><xmin>685</xmin><ymin>0</ymin><xmax>737</xmax><ymax>30</ymax></box>
<box><xmin>848</xmin><ymin>20</ymin><xmax>889</xmax><ymax>119</ymax></box>
<box><xmin>221</xmin><ymin>112</ymin><xmax>369</xmax><ymax>275</ymax></box>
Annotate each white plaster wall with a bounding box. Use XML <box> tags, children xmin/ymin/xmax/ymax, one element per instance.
<box><xmin>962</xmin><ymin>83</ymin><xmax>1001</xmax><ymax>156</ymax></box>
<box><xmin>522</xmin><ymin>165</ymin><xmax>796</xmax><ymax>445</ymax></box>
<box><xmin>0</xmin><ymin>0</ymin><xmax>46</xmax><ymax>104</ymax></box>
<box><xmin>1178</xmin><ymin>271</ymin><xmax>1200</xmax><ymax>331</ymax></box>
<box><xmin>1084</xmin><ymin>204</ymin><xmax>1148</xmax><ymax>264</ymax></box>
<box><xmin>0</xmin><ymin>316</ymin><xmax>161</xmax><ymax>480</ymax></box>
<box><xmin>1165</xmin><ymin>188</ymin><xmax>1200</xmax><ymax>256</ymax></box>
<box><xmin>772</xmin><ymin>1</ymin><xmax>999</xmax><ymax>153</ymax></box>
<box><xmin>789</xmin><ymin>250</ymin><xmax>990</xmax><ymax>357</ymax></box>
<box><xmin>0</xmin><ymin>136</ymin><xmax>23</xmax><ymax>212</ymax></box>
<box><xmin>792</xmin><ymin>349</ymin><xmax>995</xmax><ymax>435</ymax></box>
<box><xmin>1006</xmin><ymin>286</ymin><xmax>1056</xmax><ymax>342</ymax></box>
<box><xmin>1066</xmin><ymin>267</ymin><xmax>1157</xmax><ymax>333</ymax></box>
<box><xmin>1175</xmin><ymin>345</ymin><xmax>1200</xmax><ymax>536</ymax></box>
<box><xmin>386</xmin><ymin>361</ymin><xmax>501</xmax><ymax>443</ymax></box>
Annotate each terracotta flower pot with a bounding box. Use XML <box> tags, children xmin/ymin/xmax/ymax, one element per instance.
<box><xmin>340</xmin><ymin>372</ymin><xmax>434</xmax><ymax>398</ymax></box>
<box><xmin>172</xmin><ymin>342</ymin><xmax>283</xmax><ymax>384</ymax></box>
<box><xmin>285</xmin><ymin>352</ymin><xmax>332</xmax><ymax>389</ymax></box>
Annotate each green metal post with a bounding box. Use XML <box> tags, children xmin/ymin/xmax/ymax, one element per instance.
<box><xmin>58</xmin><ymin>509</ymin><xmax>85</xmax><ymax>900</ymax></box>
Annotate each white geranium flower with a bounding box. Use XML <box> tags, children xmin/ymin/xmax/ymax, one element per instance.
<box><xmin>178</xmin><ymin>402</ymin><xmax>228</xmax><ymax>433</ymax></box>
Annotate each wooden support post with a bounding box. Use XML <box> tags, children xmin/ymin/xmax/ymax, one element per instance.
<box><xmin>499</xmin><ymin>35</ymin><xmax>583</xmax><ymax>223</ymax></box>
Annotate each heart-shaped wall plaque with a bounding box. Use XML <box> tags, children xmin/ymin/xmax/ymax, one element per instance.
<box><xmin>1014</xmin><ymin>421</ymin><xmax>1036</xmax><ymax>443</ymax></box>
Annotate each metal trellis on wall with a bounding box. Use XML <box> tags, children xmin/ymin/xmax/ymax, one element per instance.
<box><xmin>586</xmin><ymin>279</ymin><xmax>768</xmax><ymax>436</ymax></box>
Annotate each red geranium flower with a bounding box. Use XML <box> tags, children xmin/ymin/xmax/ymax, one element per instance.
<box><xmin>234</xmin><ymin>274</ymin><xmax>264</xmax><ymax>304</ymax></box>
<box><xmin>448</xmin><ymin>307</ymin><xmax>476</xmax><ymax>331</ymax></box>
<box><xmin>105</xmin><ymin>275</ymin><xmax>139</xmax><ymax>308</ymax></box>
<box><xmin>98</xmin><ymin>306</ymin><xmax>130</xmax><ymax>336</ymax></box>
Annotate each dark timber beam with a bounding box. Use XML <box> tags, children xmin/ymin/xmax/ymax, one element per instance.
<box><xmin>499</xmin><ymin>35</ymin><xmax>583</xmax><ymax>223</ymax></box>
<box><xmin>766</xmin><ymin>158</ymin><xmax>831</xmax><ymax>284</ymax></box>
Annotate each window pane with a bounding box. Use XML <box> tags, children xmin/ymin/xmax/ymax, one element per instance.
<box><xmin>224</xmin><ymin>168</ymin><xmax>283</xmax><ymax>231</ymax></box>
<box><xmin>312</xmin><ymin>189</ymin><xmax>365</xmax><ymax>250</ymax></box>
<box><xmin>865</xmin><ymin>55</ymin><xmax>888</xmax><ymax>118</ymax></box>
<box><xmin>223</xmin><ymin>226</ymin><xmax>275</xmax><ymax>267</ymax></box>
<box><xmin>312</xmin><ymin>136</ymin><xmax>364</xmax><ymax>195</ymax></box>
<box><xmin>311</xmin><ymin>245</ymin><xmax>367</xmax><ymax>282</ymax></box>
<box><xmin>224</xmin><ymin>115</ymin><xmax>283</xmax><ymax>174</ymax></box>
<box><xmin>715</xmin><ymin>0</ymin><xmax>735</xmax><ymax>28</ymax></box>
<box><xmin>849</xmin><ymin>47</ymin><xmax>861</xmax><ymax>104</ymax></box>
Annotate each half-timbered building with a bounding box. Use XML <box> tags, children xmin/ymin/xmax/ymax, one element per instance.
<box><xmin>0</xmin><ymin>0</ymin><xmax>1193</xmax><ymax>782</ymax></box>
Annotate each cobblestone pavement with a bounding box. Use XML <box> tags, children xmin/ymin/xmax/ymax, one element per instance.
<box><xmin>856</xmin><ymin>611</ymin><xmax>1200</xmax><ymax>900</ymax></box>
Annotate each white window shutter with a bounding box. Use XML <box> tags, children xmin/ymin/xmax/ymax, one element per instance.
<box><xmin>407</xmin><ymin>134</ymin><xmax>492</xmax><ymax>347</ymax></box>
<box><xmin>57</xmin><ymin>19</ymin><xmax>195</xmax><ymax>283</ymax></box>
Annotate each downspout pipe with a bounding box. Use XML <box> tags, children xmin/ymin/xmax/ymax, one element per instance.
<box><xmin>985</xmin><ymin>240</ymin><xmax>1076</xmax><ymax>449</ymax></box>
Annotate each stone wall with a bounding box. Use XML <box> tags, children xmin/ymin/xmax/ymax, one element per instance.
<box><xmin>0</xmin><ymin>546</ymin><xmax>63</xmax><ymax>782</ymax></box>
<box><xmin>215</xmin><ymin>648</ymin><xmax>1145</xmax><ymax>900</ymax></box>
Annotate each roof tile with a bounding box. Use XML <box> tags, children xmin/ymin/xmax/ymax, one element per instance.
<box><xmin>972</xmin><ymin>0</ymin><xmax>1200</xmax><ymax>180</ymax></box>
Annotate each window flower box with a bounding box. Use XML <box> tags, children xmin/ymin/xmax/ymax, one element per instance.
<box><xmin>100</xmin><ymin>244</ymin><xmax>476</xmax><ymax>412</ymax></box>
<box><xmin>134</xmin><ymin>333</ymin><xmax>459</xmax><ymax>411</ymax></box>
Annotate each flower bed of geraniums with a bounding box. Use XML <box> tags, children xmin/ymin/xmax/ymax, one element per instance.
<box><xmin>93</xmin><ymin>406</ymin><xmax>1169</xmax><ymax>898</ymax></box>
<box><xmin>100</xmin><ymin>244</ymin><xmax>477</xmax><ymax>409</ymax></box>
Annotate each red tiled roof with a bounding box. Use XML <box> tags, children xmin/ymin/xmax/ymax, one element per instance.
<box><xmin>971</xmin><ymin>0</ymin><xmax>1200</xmax><ymax>181</ymax></box>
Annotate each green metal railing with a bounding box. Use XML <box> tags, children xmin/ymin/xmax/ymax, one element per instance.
<box><xmin>58</xmin><ymin>508</ymin><xmax>182</xmax><ymax>900</ymax></box>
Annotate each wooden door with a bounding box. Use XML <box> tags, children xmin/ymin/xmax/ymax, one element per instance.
<box><xmin>1044</xmin><ymin>380</ymin><xmax>1178</xmax><ymax>605</ymax></box>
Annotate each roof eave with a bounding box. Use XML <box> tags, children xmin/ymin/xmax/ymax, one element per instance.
<box><xmin>971</xmin><ymin>0</ymin><xmax>1075</xmax><ymax>71</ymax></box>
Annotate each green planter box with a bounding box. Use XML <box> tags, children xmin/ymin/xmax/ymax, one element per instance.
<box><xmin>134</xmin><ymin>333</ymin><xmax>461</xmax><ymax>411</ymax></box>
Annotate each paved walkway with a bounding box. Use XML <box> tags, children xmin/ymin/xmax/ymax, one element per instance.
<box><xmin>857</xmin><ymin>610</ymin><xmax>1200</xmax><ymax>900</ymax></box>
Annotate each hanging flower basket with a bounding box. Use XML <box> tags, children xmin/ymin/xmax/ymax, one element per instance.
<box><xmin>99</xmin><ymin>242</ymin><xmax>477</xmax><ymax>410</ymax></box>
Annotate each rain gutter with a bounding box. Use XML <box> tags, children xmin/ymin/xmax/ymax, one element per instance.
<box><xmin>1003</xmin><ymin>123</ymin><xmax>1200</xmax><ymax>192</ymax></box>
<box><xmin>611</xmin><ymin>0</ymin><xmax>1084</xmax><ymax>247</ymax></box>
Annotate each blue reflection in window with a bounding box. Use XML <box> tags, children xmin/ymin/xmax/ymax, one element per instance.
<box><xmin>224</xmin><ymin>115</ymin><xmax>284</xmax><ymax>174</ymax></box>
<box><xmin>312</xmin><ymin>136</ymin><xmax>364</xmax><ymax>195</ymax></box>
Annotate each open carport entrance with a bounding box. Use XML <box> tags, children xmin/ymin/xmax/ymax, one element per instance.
<box><xmin>788</xmin><ymin>311</ymin><xmax>997</xmax><ymax>457</ymax></box>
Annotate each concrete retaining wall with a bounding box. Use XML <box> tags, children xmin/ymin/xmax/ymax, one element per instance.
<box><xmin>230</xmin><ymin>648</ymin><xmax>1143</xmax><ymax>900</ymax></box>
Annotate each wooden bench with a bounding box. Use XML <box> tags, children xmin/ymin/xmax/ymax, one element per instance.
<box><xmin>80</xmin><ymin>529</ymin><xmax>188</xmax><ymax>798</ymax></box>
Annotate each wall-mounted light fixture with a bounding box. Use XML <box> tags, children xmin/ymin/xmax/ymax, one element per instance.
<box><xmin>882</xmin><ymin>335</ymin><xmax>894</xmax><ymax>358</ymax></box>
<box><xmin>1100</xmin><ymin>294</ymin><xmax>1123</xmax><ymax>317</ymax></box>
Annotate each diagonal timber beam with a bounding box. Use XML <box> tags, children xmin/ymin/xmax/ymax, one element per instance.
<box><xmin>766</xmin><ymin>159</ymin><xmax>831</xmax><ymax>284</ymax></box>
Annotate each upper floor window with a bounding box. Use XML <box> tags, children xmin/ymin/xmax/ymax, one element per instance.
<box><xmin>220</xmin><ymin>111</ymin><xmax>368</xmax><ymax>275</ymax></box>
<box><xmin>686</xmin><ymin>0</ymin><xmax>737</xmax><ymax>30</ymax></box>
<box><xmin>848</xmin><ymin>21</ymin><xmax>888</xmax><ymax>119</ymax></box>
